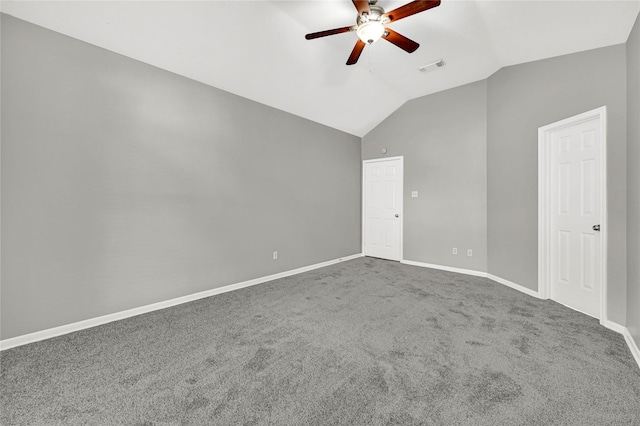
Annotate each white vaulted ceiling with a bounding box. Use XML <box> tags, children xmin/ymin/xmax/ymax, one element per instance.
<box><xmin>1</xmin><ymin>0</ymin><xmax>639</xmax><ymax>136</ymax></box>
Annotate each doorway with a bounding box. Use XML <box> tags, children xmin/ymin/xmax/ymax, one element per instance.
<box><xmin>362</xmin><ymin>156</ymin><xmax>403</xmax><ymax>261</ymax></box>
<box><xmin>538</xmin><ymin>107</ymin><xmax>607</xmax><ymax>320</ymax></box>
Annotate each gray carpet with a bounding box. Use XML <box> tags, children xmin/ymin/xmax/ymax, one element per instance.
<box><xmin>1</xmin><ymin>257</ymin><xmax>639</xmax><ymax>425</ymax></box>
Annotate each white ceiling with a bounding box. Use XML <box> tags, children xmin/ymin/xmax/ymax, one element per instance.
<box><xmin>1</xmin><ymin>0</ymin><xmax>639</xmax><ymax>136</ymax></box>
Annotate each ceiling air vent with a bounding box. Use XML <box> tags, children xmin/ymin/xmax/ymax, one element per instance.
<box><xmin>418</xmin><ymin>59</ymin><xmax>445</xmax><ymax>73</ymax></box>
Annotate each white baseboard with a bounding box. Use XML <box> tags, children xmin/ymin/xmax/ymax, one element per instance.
<box><xmin>0</xmin><ymin>253</ymin><xmax>363</xmax><ymax>351</ymax></box>
<box><xmin>400</xmin><ymin>260</ymin><xmax>541</xmax><ymax>300</ymax></box>
<box><xmin>601</xmin><ymin>319</ymin><xmax>626</xmax><ymax>334</ymax></box>
<box><xmin>400</xmin><ymin>260</ymin><xmax>488</xmax><ymax>278</ymax></box>
<box><xmin>486</xmin><ymin>273</ymin><xmax>541</xmax><ymax>299</ymax></box>
<box><xmin>6</xmin><ymin>252</ymin><xmax>638</xmax><ymax>372</ymax></box>
<box><xmin>622</xmin><ymin>328</ymin><xmax>640</xmax><ymax>369</ymax></box>
<box><xmin>606</xmin><ymin>322</ymin><xmax>640</xmax><ymax>370</ymax></box>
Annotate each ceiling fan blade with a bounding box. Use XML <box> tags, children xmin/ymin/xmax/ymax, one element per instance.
<box><xmin>305</xmin><ymin>26</ymin><xmax>355</xmax><ymax>40</ymax></box>
<box><xmin>382</xmin><ymin>0</ymin><xmax>441</xmax><ymax>23</ymax></box>
<box><xmin>347</xmin><ymin>39</ymin><xmax>366</xmax><ymax>65</ymax></box>
<box><xmin>382</xmin><ymin>28</ymin><xmax>420</xmax><ymax>53</ymax></box>
<box><xmin>352</xmin><ymin>0</ymin><xmax>371</xmax><ymax>16</ymax></box>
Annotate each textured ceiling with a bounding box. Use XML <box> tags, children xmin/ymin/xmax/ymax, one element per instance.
<box><xmin>2</xmin><ymin>0</ymin><xmax>639</xmax><ymax>136</ymax></box>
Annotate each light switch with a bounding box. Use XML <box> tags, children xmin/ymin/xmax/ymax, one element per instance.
<box><xmin>411</xmin><ymin>191</ymin><xmax>418</xmax><ymax>198</ymax></box>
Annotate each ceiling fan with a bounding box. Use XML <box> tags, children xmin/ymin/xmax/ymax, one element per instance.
<box><xmin>305</xmin><ymin>0</ymin><xmax>441</xmax><ymax>65</ymax></box>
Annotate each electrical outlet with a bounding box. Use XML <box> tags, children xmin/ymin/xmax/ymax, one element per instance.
<box><xmin>467</xmin><ymin>249</ymin><xmax>473</xmax><ymax>257</ymax></box>
<box><xmin>273</xmin><ymin>251</ymin><xmax>278</xmax><ymax>260</ymax></box>
<box><xmin>411</xmin><ymin>191</ymin><xmax>418</xmax><ymax>198</ymax></box>
<box><xmin>452</xmin><ymin>247</ymin><xmax>458</xmax><ymax>255</ymax></box>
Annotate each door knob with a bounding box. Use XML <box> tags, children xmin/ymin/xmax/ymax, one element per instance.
<box><xmin>395</xmin><ymin>214</ymin><xmax>399</xmax><ymax>218</ymax></box>
<box><xmin>593</xmin><ymin>224</ymin><xmax>600</xmax><ymax>231</ymax></box>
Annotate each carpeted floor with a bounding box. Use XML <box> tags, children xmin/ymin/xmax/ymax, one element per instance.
<box><xmin>1</xmin><ymin>257</ymin><xmax>639</xmax><ymax>425</ymax></box>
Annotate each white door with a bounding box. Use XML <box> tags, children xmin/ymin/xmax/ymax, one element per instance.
<box><xmin>548</xmin><ymin>116</ymin><xmax>603</xmax><ymax>317</ymax></box>
<box><xmin>363</xmin><ymin>157</ymin><xmax>403</xmax><ymax>261</ymax></box>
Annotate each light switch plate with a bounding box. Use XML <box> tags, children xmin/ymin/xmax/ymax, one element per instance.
<box><xmin>411</xmin><ymin>191</ymin><xmax>418</xmax><ymax>198</ymax></box>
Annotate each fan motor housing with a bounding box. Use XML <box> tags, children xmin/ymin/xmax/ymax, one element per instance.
<box><xmin>356</xmin><ymin>5</ymin><xmax>385</xmax><ymax>25</ymax></box>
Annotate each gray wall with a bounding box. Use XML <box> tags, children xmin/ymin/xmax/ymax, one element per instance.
<box><xmin>0</xmin><ymin>15</ymin><xmax>361</xmax><ymax>340</ymax></box>
<box><xmin>362</xmin><ymin>81</ymin><xmax>488</xmax><ymax>272</ymax></box>
<box><xmin>627</xmin><ymin>15</ymin><xmax>640</xmax><ymax>346</ymax></box>
<box><xmin>487</xmin><ymin>45</ymin><xmax>628</xmax><ymax>324</ymax></box>
<box><xmin>361</xmin><ymin>45</ymin><xmax>629</xmax><ymax>326</ymax></box>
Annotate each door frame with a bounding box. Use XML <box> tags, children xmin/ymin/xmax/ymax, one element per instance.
<box><xmin>538</xmin><ymin>106</ymin><xmax>607</xmax><ymax>322</ymax></box>
<box><xmin>362</xmin><ymin>156</ymin><xmax>404</xmax><ymax>261</ymax></box>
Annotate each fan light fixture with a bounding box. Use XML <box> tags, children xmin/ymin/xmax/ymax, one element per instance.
<box><xmin>357</xmin><ymin>21</ymin><xmax>385</xmax><ymax>44</ymax></box>
<box><xmin>304</xmin><ymin>0</ymin><xmax>442</xmax><ymax>66</ymax></box>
